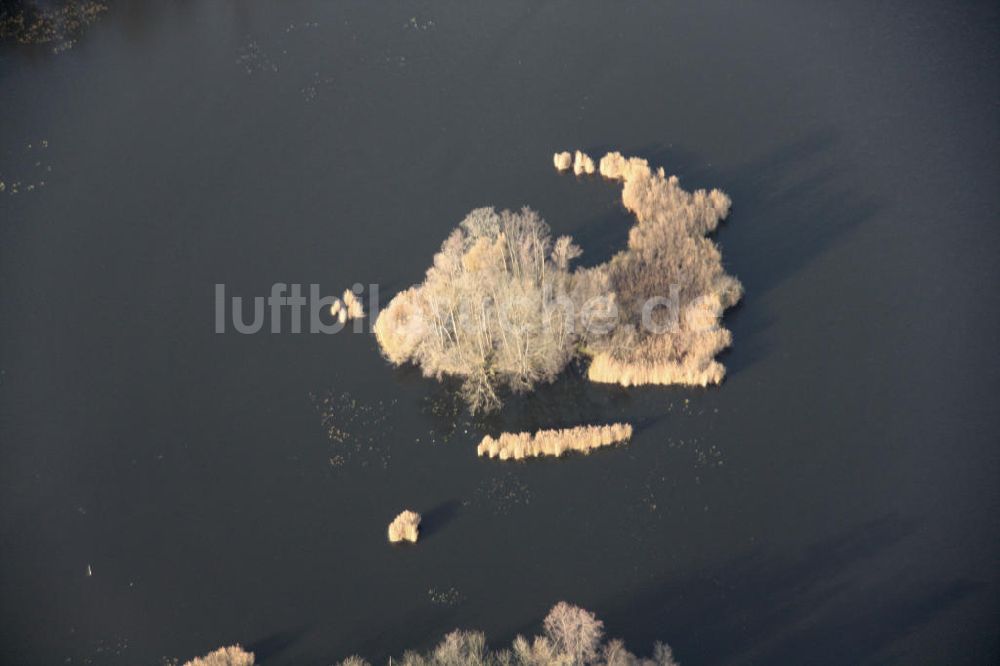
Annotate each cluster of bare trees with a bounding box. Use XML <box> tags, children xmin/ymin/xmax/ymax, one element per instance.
<box><xmin>337</xmin><ymin>601</ymin><xmax>679</xmax><ymax>666</ymax></box>
<box><xmin>477</xmin><ymin>423</ymin><xmax>633</xmax><ymax>460</ymax></box>
<box><xmin>374</xmin><ymin>207</ymin><xmax>606</xmax><ymax>412</ymax></box>
<box><xmin>182</xmin><ymin>645</ymin><xmax>255</xmax><ymax>666</ymax></box>
<box><xmin>374</xmin><ymin>151</ymin><xmax>742</xmax><ymax>410</ymax></box>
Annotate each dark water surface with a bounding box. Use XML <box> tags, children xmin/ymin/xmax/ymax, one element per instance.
<box><xmin>1</xmin><ymin>1</ymin><xmax>998</xmax><ymax>664</ymax></box>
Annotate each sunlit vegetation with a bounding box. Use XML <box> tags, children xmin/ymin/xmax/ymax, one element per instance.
<box><xmin>477</xmin><ymin>423</ymin><xmax>633</xmax><ymax>460</ymax></box>
<box><xmin>374</xmin><ymin>206</ymin><xmax>605</xmax><ymax>412</ymax></box>
<box><xmin>374</xmin><ymin>152</ymin><xmax>741</xmax><ymax>411</ymax></box>
<box><xmin>582</xmin><ymin>151</ymin><xmax>742</xmax><ymax>388</ymax></box>
<box><xmin>329</xmin><ymin>288</ymin><xmax>366</xmax><ymax>324</ymax></box>
<box><xmin>182</xmin><ymin>645</ymin><xmax>255</xmax><ymax>666</ymax></box>
<box><xmin>388</xmin><ymin>509</ymin><xmax>421</xmax><ymax>543</ymax></box>
<box><xmin>336</xmin><ymin>601</ymin><xmax>679</xmax><ymax>666</ymax></box>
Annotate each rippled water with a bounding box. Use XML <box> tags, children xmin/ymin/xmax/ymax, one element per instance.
<box><xmin>1</xmin><ymin>1</ymin><xmax>997</xmax><ymax>664</ymax></box>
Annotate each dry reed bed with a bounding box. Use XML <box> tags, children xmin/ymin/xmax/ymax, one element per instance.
<box><xmin>477</xmin><ymin>423</ymin><xmax>633</xmax><ymax>460</ymax></box>
<box><xmin>566</xmin><ymin>150</ymin><xmax>743</xmax><ymax>387</ymax></box>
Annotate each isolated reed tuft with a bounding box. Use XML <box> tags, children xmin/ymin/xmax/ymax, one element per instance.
<box><xmin>573</xmin><ymin>150</ymin><xmax>596</xmax><ymax>175</ymax></box>
<box><xmin>343</xmin><ymin>289</ymin><xmax>365</xmax><ymax>319</ymax></box>
<box><xmin>387</xmin><ymin>509</ymin><xmax>421</xmax><ymax>543</ymax></box>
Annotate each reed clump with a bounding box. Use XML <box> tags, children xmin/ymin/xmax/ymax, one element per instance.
<box><xmin>343</xmin><ymin>289</ymin><xmax>365</xmax><ymax>319</ymax></box>
<box><xmin>573</xmin><ymin>150</ymin><xmax>596</xmax><ymax>175</ymax></box>
<box><xmin>329</xmin><ymin>288</ymin><xmax>365</xmax><ymax>324</ymax></box>
<box><xmin>477</xmin><ymin>423</ymin><xmax>633</xmax><ymax>460</ymax></box>
<box><xmin>553</xmin><ymin>151</ymin><xmax>572</xmax><ymax>171</ymax></box>
<box><xmin>183</xmin><ymin>645</ymin><xmax>255</xmax><ymax>666</ymax></box>
<box><xmin>388</xmin><ymin>510</ymin><xmax>421</xmax><ymax>543</ymax></box>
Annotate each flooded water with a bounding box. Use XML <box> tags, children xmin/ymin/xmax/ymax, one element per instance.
<box><xmin>1</xmin><ymin>1</ymin><xmax>998</xmax><ymax>664</ymax></box>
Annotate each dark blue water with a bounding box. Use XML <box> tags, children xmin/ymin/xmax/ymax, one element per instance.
<box><xmin>1</xmin><ymin>1</ymin><xmax>998</xmax><ymax>663</ymax></box>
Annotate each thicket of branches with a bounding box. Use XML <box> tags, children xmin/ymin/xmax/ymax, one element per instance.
<box><xmin>374</xmin><ymin>207</ymin><xmax>607</xmax><ymax>412</ymax></box>
<box><xmin>337</xmin><ymin>601</ymin><xmax>679</xmax><ymax>666</ymax></box>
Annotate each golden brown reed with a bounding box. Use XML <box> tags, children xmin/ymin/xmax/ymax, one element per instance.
<box><xmin>387</xmin><ymin>509</ymin><xmax>421</xmax><ymax>543</ymax></box>
<box><xmin>477</xmin><ymin>423</ymin><xmax>633</xmax><ymax>460</ymax></box>
<box><xmin>573</xmin><ymin>150</ymin><xmax>596</xmax><ymax>175</ymax></box>
<box><xmin>579</xmin><ymin>151</ymin><xmax>743</xmax><ymax>387</ymax></box>
<box><xmin>342</xmin><ymin>289</ymin><xmax>365</xmax><ymax>319</ymax></box>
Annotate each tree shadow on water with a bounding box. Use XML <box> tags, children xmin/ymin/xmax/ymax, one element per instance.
<box><xmin>247</xmin><ymin>627</ymin><xmax>306</xmax><ymax>663</ymax></box>
<box><xmin>420</xmin><ymin>499</ymin><xmax>461</xmax><ymax>540</ymax></box>
<box><xmin>627</xmin><ymin>130</ymin><xmax>880</xmax><ymax>378</ymax></box>
<box><xmin>597</xmin><ymin>515</ymin><xmax>983</xmax><ymax>665</ymax></box>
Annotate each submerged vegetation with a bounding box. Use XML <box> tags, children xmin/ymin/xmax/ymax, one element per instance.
<box><xmin>374</xmin><ymin>151</ymin><xmax>742</xmax><ymax>411</ymax></box>
<box><xmin>0</xmin><ymin>0</ymin><xmax>107</xmax><ymax>52</ymax></box>
<box><xmin>337</xmin><ymin>601</ymin><xmax>678</xmax><ymax>666</ymax></box>
<box><xmin>581</xmin><ymin>152</ymin><xmax>742</xmax><ymax>387</ymax></box>
<box><xmin>477</xmin><ymin>423</ymin><xmax>633</xmax><ymax>460</ymax></box>
<box><xmin>388</xmin><ymin>509</ymin><xmax>421</xmax><ymax>543</ymax></box>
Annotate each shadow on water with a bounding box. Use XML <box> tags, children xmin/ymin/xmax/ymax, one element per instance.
<box><xmin>345</xmin><ymin>605</ymin><xmax>459</xmax><ymax>665</ymax></box>
<box><xmin>247</xmin><ymin>627</ymin><xmax>306</xmax><ymax>663</ymax></box>
<box><xmin>631</xmin><ymin>130</ymin><xmax>879</xmax><ymax>378</ymax></box>
<box><xmin>595</xmin><ymin>516</ymin><xmax>982</xmax><ymax>665</ymax></box>
<box><xmin>421</xmin><ymin>499</ymin><xmax>461</xmax><ymax>540</ymax></box>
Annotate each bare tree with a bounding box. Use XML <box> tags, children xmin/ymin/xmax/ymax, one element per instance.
<box><xmin>543</xmin><ymin>602</ymin><xmax>605</xmax><ymax>664</ymax></box>
<box><xmin>183</xmin><ymin>645</ymin><xmax>255</xmax><ymax>666</ymax></box>
<box><xmin>374</xmin><ymin>207</ymin><xmax>591</xmax><ymax>412</ymax></box>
